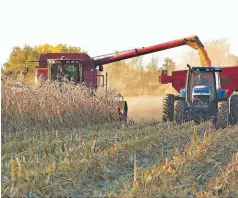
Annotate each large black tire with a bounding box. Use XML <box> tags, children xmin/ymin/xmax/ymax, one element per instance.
<box><xmin>230</xmin><ymin>94</ymin><xmax>238</xmax><ymax>125</ymax></box>
<box><xmin>174</xmin><ymin>99</ymin><xmax>186</xmax><ymax>124</ymax></box>
<box><xmin>162</xmin><ymin>94</ymin><xmax>174</xmax><ymax>122</ymax></box>
<box><xmin>215</xmin><ymin>100</ymin><xmax>229</xmax><ymax>129</ymax></box>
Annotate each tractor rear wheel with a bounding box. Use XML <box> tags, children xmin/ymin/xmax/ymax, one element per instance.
<box><xmin>174</xmin><ymin>99</ymin><xmax>186</xmax><ymax>124</ymax></box>
<box><xmin>215</xmin><ymin>100</ymin><xmax>229</xmax><ymax>129</ymax></box>
<box><xmin>162</xmin><ymin>94</ymin><xmax>174</xmax><ymax>122</ymax></box>
<box><xmin>230</xmin><ymin>94</ymin><xmax>238</xmax><ymax>125</ymax></box>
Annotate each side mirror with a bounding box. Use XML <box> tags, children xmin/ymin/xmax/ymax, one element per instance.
<box><xmin>95</xmin><ymin>65</ymin><xmax>103</xmax><ymax>72</ymax></box>
<box><xmin>98</xmin><ymin>65</ymin><xmax>103</xmax><ymax>72</ymax></box>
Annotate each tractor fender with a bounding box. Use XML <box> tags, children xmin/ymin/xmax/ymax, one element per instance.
<box><xmin>218</xmin><ymin>89</ymin><xmax>226</xmax><ymax>100</ymax></box>
<box><xmin>230</xmin><ymin>94</ymin><xmax>238</xmax><ymax>124</ymax></box>
<box><xmin>217</xmin><ymin>97</ymin><xmax>229</xmax><ymax>102</ymax></box>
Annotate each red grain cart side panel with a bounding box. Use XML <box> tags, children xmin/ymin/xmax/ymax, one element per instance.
<box><xmin>160</xmin><ymin>70</ymin><xmax>187</xmax><ymax>93</ymax></box>
<box><xmin>220</xmin><ymin>66</ymin><xmax>238</xmax><ymax>96</ymax></box>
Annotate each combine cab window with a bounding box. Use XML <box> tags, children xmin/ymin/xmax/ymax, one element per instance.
<box><xmin>64</xmin><ymin>64</ymin><xmax>79</xmax><ymax>82</ymax></box>
<box><xmin>50</xmin><ymin>62</ymin><xmax>82</xmax><ymax>83</ymax></box>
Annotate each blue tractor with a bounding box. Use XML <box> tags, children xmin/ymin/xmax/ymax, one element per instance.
<box><xmin>160</xmin><ymin>65</ymin><xmax>238</xmax><ymax>129</ymax></box>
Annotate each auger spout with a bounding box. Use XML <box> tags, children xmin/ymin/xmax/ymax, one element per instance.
<box><xmin>93</xmin><ymin>35</ymin><xmax>211</xmax><ymax>67</ymax></box>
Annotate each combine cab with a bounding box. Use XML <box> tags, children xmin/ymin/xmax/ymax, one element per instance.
<box><xmin>33</xmin><ymin>53</ymin><xmax>99</xmax><ymax>86</ymax></box>
<box><xmin>160</xmin><ymin>65</ymin><xmax>238</xmax><ymax>129</ymax></box>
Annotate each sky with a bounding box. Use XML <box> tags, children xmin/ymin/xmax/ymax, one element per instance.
<box><xmin>0</xmin><ymin>0</ymin><xmax>237</xmax><ymax>67</ymax></box>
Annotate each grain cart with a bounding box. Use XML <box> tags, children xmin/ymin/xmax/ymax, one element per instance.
<box><xmin>27</xmin><ymin>35</ymin><xmax>212</xmax><ymax>122</ymax></box>
<box><xmin>160</xmin><ymin>64</ymin><xmax>238</xmax><ymax>129</ymax></box>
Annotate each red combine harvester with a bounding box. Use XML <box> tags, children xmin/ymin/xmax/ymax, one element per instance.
<box><xmin>28</xmin><ymin>35</ymin><xmax>238</xmax><ymax>127</ymax></box>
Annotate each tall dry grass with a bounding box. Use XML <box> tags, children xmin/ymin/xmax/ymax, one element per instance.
<box><xmin>1</xmin><ymin>81</ymin><xmax>122</xmax><ymax>134</ymax></box>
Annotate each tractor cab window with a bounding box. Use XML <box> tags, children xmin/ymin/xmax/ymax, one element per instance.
<box><xmin>189</xmin><ymin>70</ymin><xmax>216</xmax><ymax>102</ymax></box>
<box><xmin>191</xmin><ymin>71</ymin><xmax>215</xmax><ymax>88</ymax></box>
<box><xmin>49</xmin><ymin>61</ymin><xmax>81</xmax><ymax>83</ymax></box>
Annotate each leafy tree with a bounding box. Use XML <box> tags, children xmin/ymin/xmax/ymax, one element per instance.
<box><xmin>163</xmin><ymin>57</ymin><xmax>175</xmax><ymax>74</ymax></box>
<box><xmin>36</xmin><ymin>44</ymin><xmax>83</xmax><ymax>54</ymax></box>
<box><xmin>146</xmin><ymin>56</ymin><xmax>158</xmax><ymax>73</ymax></box>
<box><xmin>4</xmin><ymin>45</ymin><xmax>38</xmax><ymax>80</ymax></box>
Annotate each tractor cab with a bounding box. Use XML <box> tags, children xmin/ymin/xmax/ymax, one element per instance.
<box><xmin>186</xmin><ymin>67</ymin><xmax>222</xmax><ymax>103</ymax></box>
<box><xmin>47</xmin><ymin>58</ymin><xmax>83</xmax><ymax>83</ymax></box>
<box><xmin>185</xmin><ymin>66</ymin><xmax>223</xmax><ymax>119</ymax></box>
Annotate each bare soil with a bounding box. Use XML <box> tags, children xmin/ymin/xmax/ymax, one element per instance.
<box><xmin>124</xmin><ymin>95</ymin><xmax>163</xmax><ymax>122</ymax></box>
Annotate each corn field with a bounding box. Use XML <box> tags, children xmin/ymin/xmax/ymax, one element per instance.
<box><xmin>2</xmin><ymin>81</ymin><xmax>122</xmax><ymax>133</ymax></box>
<box><xmin>1</xmin><ymin>81</ymin><xmax>238</xmax><ymax>197</ymax></box>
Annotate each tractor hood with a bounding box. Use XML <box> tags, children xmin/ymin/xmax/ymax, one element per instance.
<box><xmin>192</xmin><ymin>85</ymin><xmax>211</xmax><ymax>104</ymax></box>
<box><xmin>190</xmin><ymin>85</ymin><xmax>211</xmax><ymax>112</ymax></box>
<box><xmin>192</xmin><ymin>85</ymin><xmax>210</xmax><ymax>96</ymax></box>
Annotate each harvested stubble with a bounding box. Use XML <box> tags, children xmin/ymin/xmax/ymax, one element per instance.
<box><xmin>116</xmin><ymin>124</ymin><xmax>238</xmax><ymax>198</ymax></box>
<box><xmin>2</xmin><ymin>119</ymin><xmax>238</xmax><ymax>197</ymax></box>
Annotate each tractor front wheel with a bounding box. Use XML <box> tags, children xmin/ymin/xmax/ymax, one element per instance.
<box><xmin>162</xmin><ymin>94</ymin><xmax>174</xmax><ymax>122</ymax></box>
<box><xmin>215</xmin><ymin>100</ymin><xmax>229</xmax><ymax>129</ymax></box>
<box><xmin>174</xmin><ymin>99</ymin><xmax>187</xmax><ymax>124</ymax></box>
<box><xmin>230</xmin><ymin>94</ymin><xmax>238</xmax><ymax>125</ymax></box>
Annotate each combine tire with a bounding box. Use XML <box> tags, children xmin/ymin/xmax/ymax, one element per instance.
<box><xmin>162</xmin><ymin>94</ymin><xmax>174</xmax><ymax>122</ymax></box>
<box><xmin>174</xmin><ymin>99</ymin><xmax>186</xmax><ymax>124</ymax></box>
<box><xmin>215</xmin><ymin>100</ymin><xmax>229</xmax><ymax>129</ymax></box>
<box><xmin>230</xmin><ymin>94</ymin><xmax>238</xmax><ymax>124</ymax></box>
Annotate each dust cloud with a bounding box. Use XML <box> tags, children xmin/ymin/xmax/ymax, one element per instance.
<box><xmin>207</xmin><ymin>48</ymin><xmax>237</xmax><ymax>67</ymax></box>
<box><xmin>125</xmin><ymin>95</ymin><xmax>163</xmax><ymax>122</ymax></box>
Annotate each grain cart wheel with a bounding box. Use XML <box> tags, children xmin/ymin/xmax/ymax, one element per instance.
<box><xmin>162</xmin><ymin>94</ymin><xmax>174</xmax><ymax>122</ymax></box>
<box><xmin>215</xmin><ymin>100</ymin><xmax>229</xmax><ymax>129</ymax></box>
<box><xmin>174</xmin><ymin>99</ymin><xmax>186</xmax><ymax>124</ymax></box>
<box><xmin>230</xmin><ymin>94</ymin><xmax>238</xmax><ymax>125</ymax></box>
